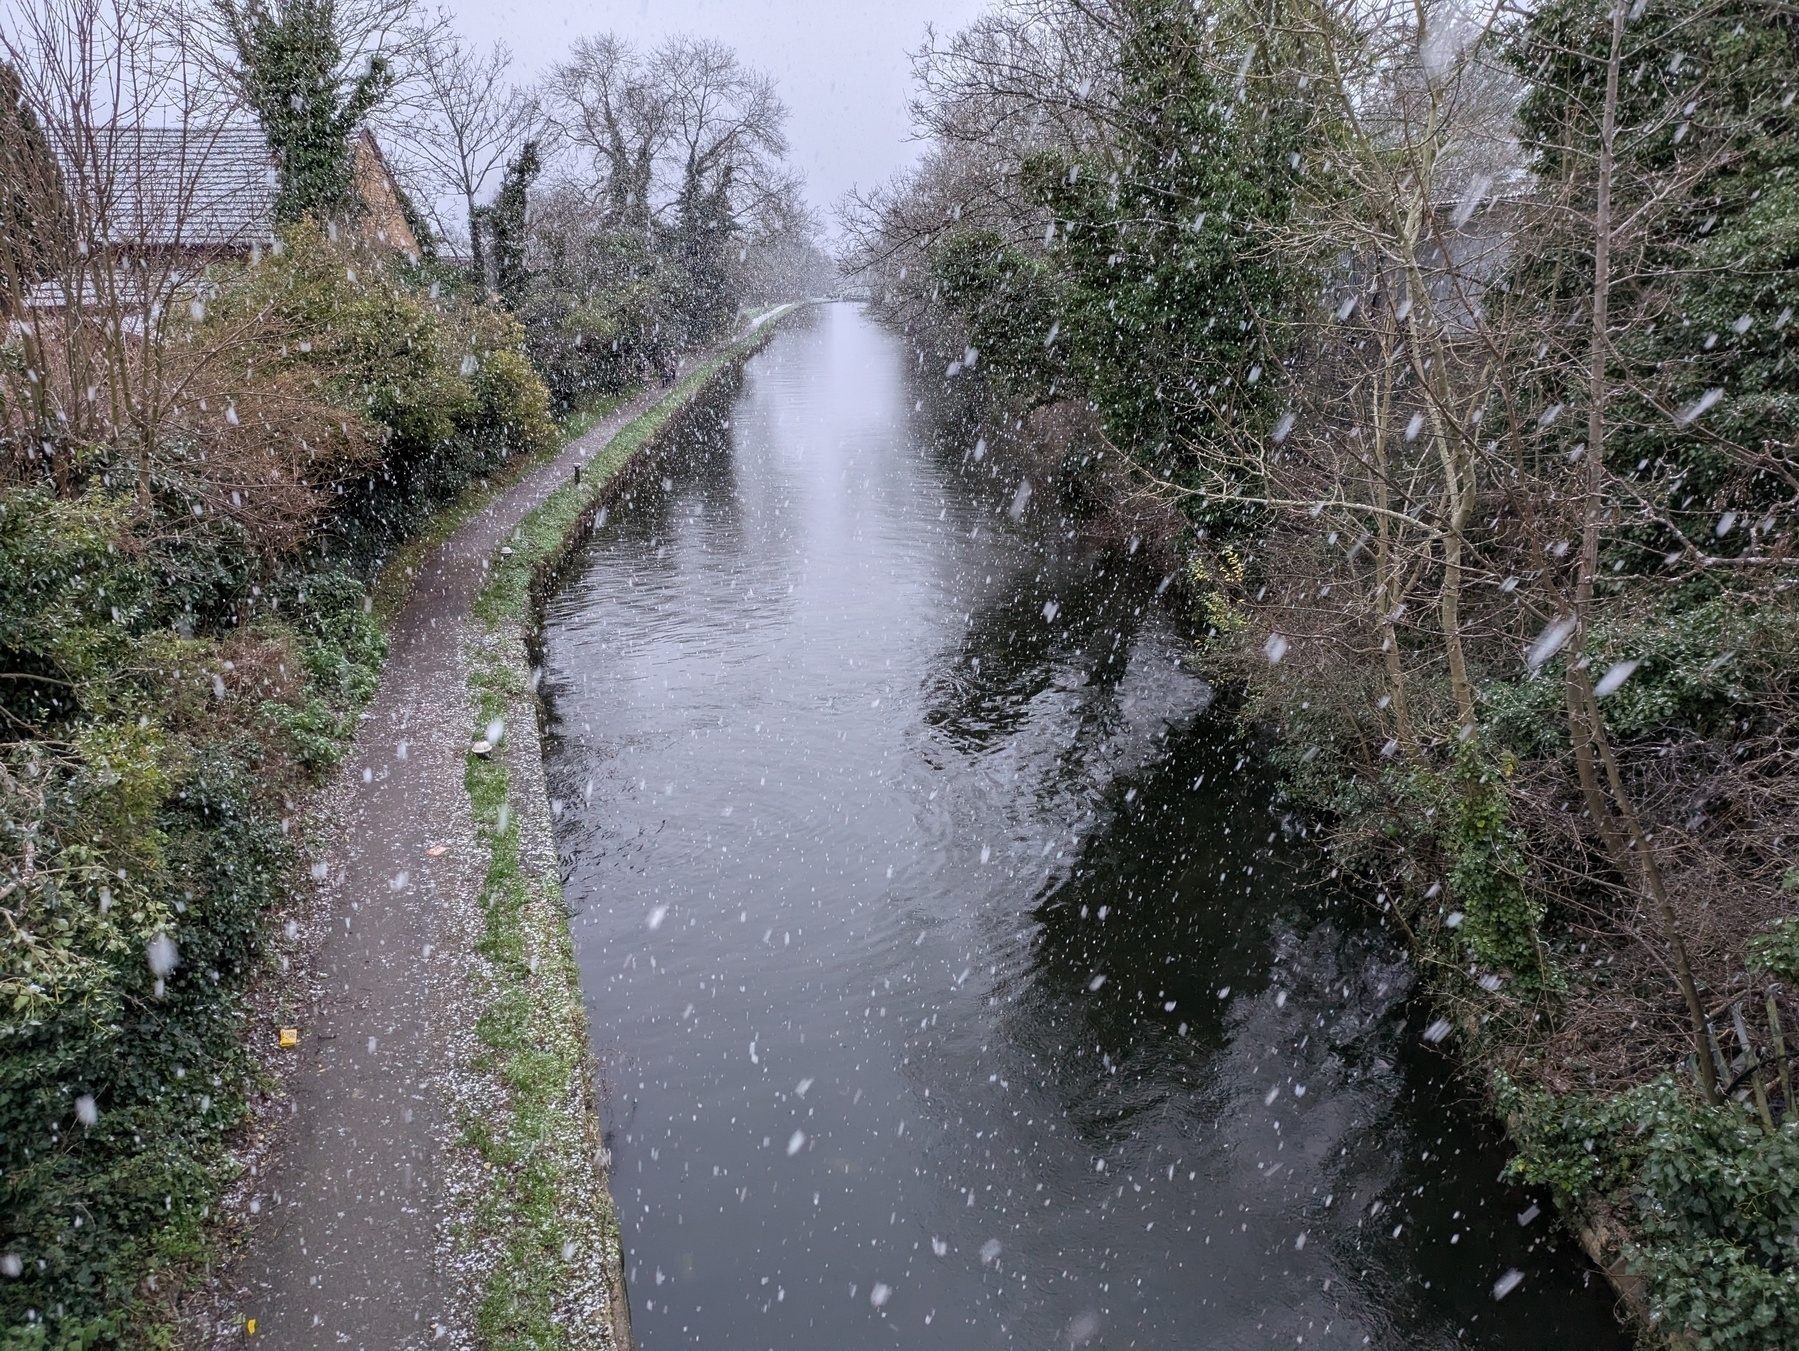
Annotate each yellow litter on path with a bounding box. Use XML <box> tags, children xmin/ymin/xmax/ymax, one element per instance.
<box><xmin>278</xmin><ymin>1028</ymin><xmax>299</xmax><ymax>1049</ymax></box>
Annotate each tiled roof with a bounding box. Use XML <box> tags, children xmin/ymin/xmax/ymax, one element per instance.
<box><xmin>60</xmin><ymin>125</ymin><xmax>276</xmax><ymax>248</ymax></box>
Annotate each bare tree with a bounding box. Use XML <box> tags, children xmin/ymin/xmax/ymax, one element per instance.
<box><xmin>839</xmin><ymin>0</ymin><xmax>1120</xmax><ymax>347</ymax></box>
<box><xmin>2</xmin><ymin>0</ymin><xmax>251</xmax><ymax>487</ymax></box>
<box><xmin>545</xmin><ymin>34</ymin><xmax>669</xmax><ymax>233</ymax></box>
<box><xmin>838</xmin><ymin>139</ymin><xmax>1033</xmax><ymax>348</ymax></box>
<box><xmin>0</xmin><ymin>0</ymin><xmax>370</xmax><ymax>530</ymax></box>
<box><xmin>910</xmin><ymin>0</ymin><xmax>1121</xmax><ymax>163</ymax></box>
<box><xmin>656</xmin><ymin>37</ymin><xmax>788</xmax><ymax>220</ymax></box>
<box><xmin>545</xmin><ymin>35</ymin><xmax>791</xmax><ymax>240</ymax></box>
<box><xmin>386</xmin><ymin>23</ymin><xmax>537</xmax><ymax>265</ymax></box>
<box><xmin>538</xmin><ymin>33</ymin><xmax>799</xmax><ymax>339</ymax></box>
<box><xmin>733</xmin><ymin>180</ymin><xmax>835</xmax><ymax>304</ymax></box>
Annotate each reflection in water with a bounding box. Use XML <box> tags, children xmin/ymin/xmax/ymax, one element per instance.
<box><xmin>540</xmin><ymin>304</ymin><xmax>1625</xmax><ymax>1350</ymax></box>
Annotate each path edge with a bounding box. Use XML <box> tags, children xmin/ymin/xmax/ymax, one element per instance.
<box><xmin>460</xmin><ymin>306</ymin><xmax>805</xmax><ymax>1349</ymax></box>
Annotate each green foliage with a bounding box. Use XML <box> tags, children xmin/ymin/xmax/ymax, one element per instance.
<box><xmin>284</xmin><ymin>569</ymin><xmax>387</xmax><ymax>701</ymax></box>
<box><xmin>518</xmin><ymin>233</ymin><xmax>686</xmax><ymax>411</ymax></box>
<box><xmin>0</xmin><ymin>630</ymin><xmax>374</xmax><ymax>1339</ymax></box>
<box><xmin>390</xmin><ymin>179</ymin><xmax>439</xmax><ymax>262</ymax></box>
<box><xmin>221</xmin><ymin>0</ymin><xmax>394</xmax><ymax>223</ymax></box>
<box><xmin>0</xmin><ymin>1311</ymin><xmax>126</xmax><ymax>1350</ymax></box>
<box><xmin>929</xmin><ymin>0</ymin><xmax>1309</xmax><ymax>506</ymax></box>
<box><xmin>1748</xmin><ymin>918</ymin><xmax>1799</xmax><ymax>983</ymax></box>
<box><xmin>259</xmin><ymin>694</ymin><xmax>349</xmax><ymax>776</ymax></box>
<box><xmin>0</xmin><ymin>509</ymin><xmax>382</xmax><ymax>1336</ymax></box>
<box><xmin>1503</xmin><ymin>1073</ymin><xmax>1799</xmax><ymax>1349</ymax></box>
<box><xmin>259</xmin><ymin>567</ymin><xmax>387</xmax><ymax>777</ymax></box>
<box><xmin>1442</xmin><ymin>749</ymin><xmax>1545</xmax><ymax>977</ymax></box>
<box><xmin>226</xmin><ymin>221</ymin><xmax>465</xmax><ymax>440</ymax></box>
<box><xmin>1</xmin><ymin>740</ymin><xmax>284</xmax><ymax>1336</ymax></box>
<box><xmin>0</xmin><ymin>504</ymin><xmax>386</xmax><ymax>1342</ymax></box>
<box><xmin>928</xmin><ymin>229</ymin><xmax>1065</xmax><ymax>400</ymax></box>
<box><xmin>219</xmin><ymin>222</ymin><xmax>555</xmax><ymax>568</ymax></box>
<box><xmin>1286</xmin><ymin>729</ymin><xmax>1549</xmax><ymax>977</ymax></box>
<box><xmin>1483</xmin><ymin>600</ymin><xmax>1797</xmax><ymax>755</ymax></box>
<box><xmin>1511</xmin><ymin>0</ymin><xmax>1799</xmax><ymax>552</ymax></box>
<box><xmin>670</xmin><ymin>170</ymin><xmax>739</xmax><ymax>346</ymax></box>
<box><xmin>1659</xmin><ymin>166</ymin><xmax>1799</xmax><ymax>507</ymax></box>
<box><xmin>0</xmin><ymin>490</ymin><xmax>150</xmax><ymax>726</ymax></box>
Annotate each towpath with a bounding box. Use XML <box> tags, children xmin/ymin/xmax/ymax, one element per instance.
<box><xmin>185</xmin><ymin>338</ymin><xmax>756</xmax><ymax>1348</ymax></box>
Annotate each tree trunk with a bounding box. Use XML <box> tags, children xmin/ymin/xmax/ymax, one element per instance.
<box><xmin>1566</xmin><ymin>0</ymin><xmax>1718</xmax><ymax>1105</ymax></box>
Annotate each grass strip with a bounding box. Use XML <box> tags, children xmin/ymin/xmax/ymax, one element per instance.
<box><xmin>460</xmin><ymin>656</ymin><xmax>607</xmax><ymax>1348</ymax></box>
<box><xmin>371</xmin><ymin>389</ymin><xmax>630</xmax><ymax>620</ymax></box>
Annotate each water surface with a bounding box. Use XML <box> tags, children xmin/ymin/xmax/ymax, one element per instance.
<box><xmin>540</xmin><ymin>304</ymin><xmax>1625</xmax><ymax>1350</ymax></box>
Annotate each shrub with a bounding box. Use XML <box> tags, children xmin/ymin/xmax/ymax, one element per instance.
<box><xmin>1504</xmin><ymin>1074</ymin><xmax>1799</xmax><ymax>1351</ymax></box>
<box><xmin>0</xmin><ymin>490</ymin><xmax>150</xmax><ymax>725</ymax></box>
<box><xmin>1</xmin><ymin>184</ymin><xmax>553</xmax><ymax>1348</ymax></box>
<box><xmin>1483</xmin><ymin>600</ymin><xmax>1799</xmax><ymax>756</ymax></box>
<box><xmin>211</xmin><ymin>222</ymin><xmax>555</xmax><ymax>571</ymax></box>
<box><xmin>1442</xmin><ymin>749</ymin><xmax>1545</xmax><ymax>978</ymax></box>
<box><xmin>1748</xmin><ymin>918</ymin><xmax>1799</xmax><ymax>983</ymax></box>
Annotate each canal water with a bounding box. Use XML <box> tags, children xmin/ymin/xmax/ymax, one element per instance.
<box><xmin>538</xmin><ymin>304</ymin><xmax>1625</xmax><ymax>1350</ymax></box>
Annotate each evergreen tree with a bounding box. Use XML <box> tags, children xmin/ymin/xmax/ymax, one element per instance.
<box><xmin>0</xmin><ymin>62</ymin><xmax>63</xmax><ymax>314</ymax></box>
<box><xmin>1036</xmin><ymin>0</ymin><xmax>1305</xmax><ymax>475</ymax></box>
<box><xmin>481</xmin><ymin>139</ymin><xmax>540</xmax><ymax>307</ymax></box>
<box><xmin>672</xmin><ymin>166</ymin><xmax>739</xmax><ymax>343</ymax></box>
<box><xmin>219</xmin><ymin>0</ymin><xmax>393</xmax><ymax>224</ymax></box>
<box><xmin>929</xmin><ymin>0</ymin><xmax>1309</xmax><ymax>495</ymax></box>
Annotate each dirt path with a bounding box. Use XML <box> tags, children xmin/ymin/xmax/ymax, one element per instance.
<box><xmin>189</xmin><ymin>365</ymin><xmax>709</xmax><ymax>1349</ymax></box>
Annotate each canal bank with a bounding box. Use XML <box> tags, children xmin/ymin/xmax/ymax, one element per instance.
<box><xmin>459</xmin><ymin>307</ymin><xmax>804</xmax><ymax>1347</ymax></box>
<box><xmin>182</xmin><ymin>308</ymin><xmax>801</xmax><ymax>1349</ymax></box>
<box><xmin>536</xmin><ymin>303</ymin><xmax>1629</xmax><ymax>1350</ymax></box>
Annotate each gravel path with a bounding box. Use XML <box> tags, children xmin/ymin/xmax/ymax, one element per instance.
<box><xmin>186</xmin><ymin>370</ymin><xmax>694</xmax><ymax>1349</ymax></box>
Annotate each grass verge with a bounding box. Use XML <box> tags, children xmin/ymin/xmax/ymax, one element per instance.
<box><xmin>371</xmin><ymin>389</ymin><xmax>630</xmax><ymax>619</ymax></box>
<box><xmin>459</xmin><ymin>653</ymin><xmax>614</xmax><ymax>1347</ymax></box>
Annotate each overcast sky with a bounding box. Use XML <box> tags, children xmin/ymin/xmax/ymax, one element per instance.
<box><xmin>445</xmin><ymin>0</ymin><xmax>992</xmax><ymax>228</ymax></box>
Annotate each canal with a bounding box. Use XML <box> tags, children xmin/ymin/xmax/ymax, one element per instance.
<box><xmin>538</xmin><ymin>303</ymin><xmax>1626</xmax><ymax>1349</ymax></box>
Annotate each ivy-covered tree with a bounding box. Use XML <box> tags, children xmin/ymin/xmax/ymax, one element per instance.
<box><xmin>1030</xmin><ymin>0</ymin><xmax>1306</xmax><ymax>479</ymax></box>
<box><xmin>929</xmin><ymin>228</ymin><xmax>1066</xmax><ymax>400</ymax></box>
<box><xmin>672</xmin><ymin>169</ymin><xmax>738</xmax><ymax>344</ymax></box>
<box><xmin>391</xmin><ymin>178</ymin><xmax>438</xmax><ymax>262</ymax></box>
<box><xmin>479</xmin><ymin>138</ymin><xmax>539</xmax><ymax>306</ymax></box>
<box><xmin>927</xmin><ymin>0</ymin><xmax>1310</xmax><ymax>494</ymax></box>
<box><xmin>217</xmin><ymin>0</ymin><xmax>394</xmax><ymax>223</ymax></box>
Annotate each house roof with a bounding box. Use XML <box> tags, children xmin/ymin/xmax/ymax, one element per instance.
<box><xmin>58</xmin><ymin>125</ymin><xmax>277</xmax><ymax>249</ymax></box>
